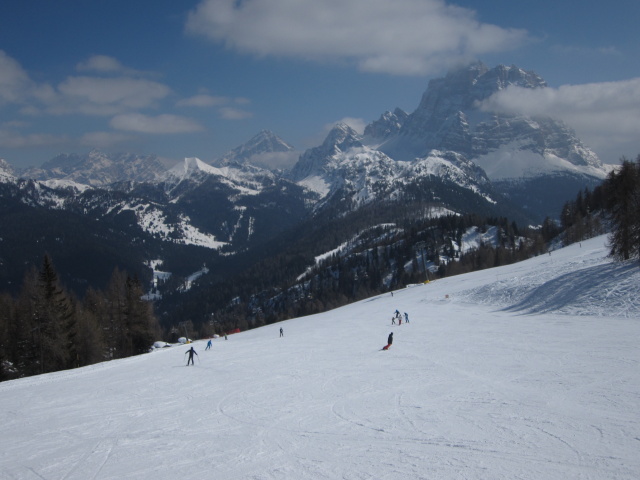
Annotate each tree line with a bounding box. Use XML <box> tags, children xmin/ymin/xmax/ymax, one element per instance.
<box><xmin>558</xmin><ymin>155</ymin><xmax>640</xmax><ymax>260</ymax></box>
<box><xmin>0</xmin><ymin>255</ymin><xmax>160</xmax><ymax>381</ymax></box>
<box><xmin>163</xmin><ymin>211</ymin><xmax>550</xmax><ymax>338</ymax></box>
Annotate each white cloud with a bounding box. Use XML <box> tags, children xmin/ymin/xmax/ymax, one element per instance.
<box><xmin>110</xmin><ymin>113</ymin><xmax>204</xmax><ymax>134</ymax></box>
<box><xmin>54</xmin><ymin>76</ymin><xmax>171</xmax><ymax>115</ymax></box>
<box><xmin>478</xmin><ymin>78</ymin><xmax>640</xmax><ymax>162</ymax></box>
<box><xmin>550</xmin><ymin>45</ymin><xmax>622</xmax><ymax>57</ymax></box>
<box><xmin>76</xmin><ymin>55</ymin><xmax>126</xmax><ymax>73</ymax></box>
<box><xmin>76</xmin><ymin>55</ymin><xmax>158</xmax><ymax>78</ymax></box>
<box><xmin>185</xmin><ymin>0</ymin><xmax>529</xmax><ymax>75</ymax></box>
<box><xmin>0</xmin><ymin>50</ymin><xmax>34</xmax><ymax>104</ymax></box>
<box><xmin>0</xmin><ymin>51</ymin><xmax>171</xmax><ymax>117</ymax></box>
<box><xmin>219</xmin><ymin>107</ymin><xmax>253</xmax><ymax>120</ymax></box>
<box><xmin>176</xmin><ymin>94</ymin><xmax>229</xmax><ymax>107</ymax></box>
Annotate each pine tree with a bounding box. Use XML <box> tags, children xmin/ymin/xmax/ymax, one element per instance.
<box><xmin>30</xmin><ymin>255</ymin><xmax>74</xmax><ymax>373</ymax></box>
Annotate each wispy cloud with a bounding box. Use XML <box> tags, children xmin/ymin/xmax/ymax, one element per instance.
<box><xmin>110</xmin><ymin>113</ymin><xmax>204</xmax><ymax>134</ymax></box>
<box><xmin>76</xmin><ymin>55</ymin><xmax>152</xmax><ymax>76</ymax></box>
<box><xmin>478</xmin><ymin>78</ymin><xmax>640</xmax><ymax>161</ymax></box>
<box><xmin>176</xmin><ymin>94</ymin><xmax>229</xmax><ymax>107</ymax></box>
<box><xmin>185</xmin><ymin>0</ymin><xmax>529</xmax><ymax>75</ymax></box>
<box><xmin>550</xmin><ymin>45</ymin><xmax>623</xmax><ymax>57</ymax></box>
<box><xmin>50</xmin><ymin>76</ymin><xmax>171</xmax><ymax>115</ymax></box>
<box><xmin>0</xmin><ymin>50</ymin><xmax>34</xmax><ymax>105</ymax></box>
<box><xmin>1</xmin><ymin>51</ymin><xmax>172</xmax><ymax>116</ymax></box>
<box><xmin>219</xmin><ymin>107</ymin><xmax>253</xmax><ymax>120</ymax></box>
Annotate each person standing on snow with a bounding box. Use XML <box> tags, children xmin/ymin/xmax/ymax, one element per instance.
<box><xmin>185</xmin><ymin>346</ymin><xmax>198</xmax><ymax>365</ymax></box>
<box><xmin>205</xmin><ymin>339</ymin><xmax>212</xmax><ymax>350</ymax></box>
<box><xmin>280</xmin><ymin>327</ymin><xmax>284</xmax><ymax>337</ymax></box>
<box><xmin>404</xmin><ymin>312</ymin><xmax>409</xmax><ymax>323</ymax></box>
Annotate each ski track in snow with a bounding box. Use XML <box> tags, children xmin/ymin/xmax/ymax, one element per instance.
<box><xmin>0</xmin><ymin>235</ymin><xmax>639</xmax><ymax>479</ymax></box>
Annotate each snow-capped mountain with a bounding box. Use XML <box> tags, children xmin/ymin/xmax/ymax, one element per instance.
<box><xmin>289</xmin><ymin>123</ymin><xmax>495</xmax><ymax>214</ymax></box>
<box><xmin>288</xmin><ymin>63</ymin><xmax>610</xmax><ymax>221</ymax></box>
<box><xmin>20</xmin><ymin>150</ymin><xmax>168</xmax><ymax>186</ymax></box>
<box><xmin>212</xmin><ymin>129</ymin><xmax>297</xmax><ymax>171</ymax></box>
<box><xmin>0</xmin><ymin>158</ymin><xmax>16</xmax><ymax>183</ymax></box>
<box><xmin>382</xmin><ymin>63</ymin><xmax>608</xmax><ymax>182</ymax></box>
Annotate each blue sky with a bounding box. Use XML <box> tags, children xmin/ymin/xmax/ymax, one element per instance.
<box><xmin>1</xmin><ymin>0</ymin><xmax>639</xmax><ymax>169</ymax></box>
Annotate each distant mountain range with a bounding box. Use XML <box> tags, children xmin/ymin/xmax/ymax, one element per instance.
<box><xmin>0</xmin><ymin>62</ymin><xmax>613</xmax><ymax>311</ymax></box>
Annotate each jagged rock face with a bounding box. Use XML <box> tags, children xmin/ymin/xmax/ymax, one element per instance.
<box><xmin>364</xmin><ymin>108</ymin><xmax>408</xmax><ymax>141</ymax></box>
<box><xmin>368</xmin><ymin>63</ymin><xmax>603</xmax><ymax>181</ymax></box>
<box><xmin>288</xmin><ymin>123</ymin><xmax>362</xmax><ymax>182</ymax></box>
<box><xmin>382</xmin><ymin>63</ymin><xmax>548</xmax><ymax>160</ymax></box>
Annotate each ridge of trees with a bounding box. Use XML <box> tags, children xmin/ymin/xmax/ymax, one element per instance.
<box><xmin>558</xmin><ymin>155</ymin><xmax>640</xmax><ymax>260</ymax></box>
<box><xmin>0</xmin><ymin>256</ymin><xmax>160</xmax><ymax>381</ymax></box>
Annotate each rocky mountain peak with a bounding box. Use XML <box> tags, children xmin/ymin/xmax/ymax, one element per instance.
<box><xmin>322</xmin><ymin>123</ymin><xmax>362</xmax><ymax>152</ymax></box>
<box><xmin>364</xmin><ymin>108</ymin><xmax>408</xmax><ymax>141</ymax></box>
<box><xmin>288</xmin><ymin>123</ymin><xmax>363</xmax><ymax>182</ymax></box>
<box><xmin>213</xmin><ymin>130</ymin><xmax>295</xmax><ymax>169</ymax></box>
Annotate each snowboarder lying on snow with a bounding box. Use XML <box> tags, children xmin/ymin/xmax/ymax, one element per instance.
<box><xmin>382</xmin><ymin>332</ymin><xmax>393</xmax><ymax>350</ymax></box>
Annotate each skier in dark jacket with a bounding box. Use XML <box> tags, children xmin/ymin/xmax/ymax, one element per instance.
<box><xmin>185</xmin><ymin>346</ymin><xmax>198</xmax><ymax>365</ymax></box>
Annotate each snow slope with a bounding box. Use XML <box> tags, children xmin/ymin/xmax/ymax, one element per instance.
<box><xmin>1</xmin><ymin>235</ymin><xmax>638</xmax><ymax>480</ymax></box>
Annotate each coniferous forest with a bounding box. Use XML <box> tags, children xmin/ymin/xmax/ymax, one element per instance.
<box><xmin>1</xmin><ymin>155</ymin><xmax>638</xmax><ymax>382</ymax></box>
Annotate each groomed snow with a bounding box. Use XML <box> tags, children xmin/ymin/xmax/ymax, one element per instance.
<box><xmin>1</xmin><ymin>235</ymin><xmax>638</xmax><ymax>479</ymax></box>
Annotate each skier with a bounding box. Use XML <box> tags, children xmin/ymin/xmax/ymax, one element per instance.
<box><xmin>280</xmin><ymin>327</ymin><xmax>284</xmax><ymax>337</ymax></box>
<box><xmin>404</xmin><ymin>312</ymin><xmax>409</xmax><ymax>323</ymax></box>
<box><xmin>391</xmin><ymin>315</ymin><xmax>396</xmax><ymax>325</ymax></box>
<box><xmin>205</xmin><ymin>339</ymin><xmax>212</xmax><ymax>350</ymax></box>
<box><xmin>185</xmin><ymin>346</ymin><xmax>198</xmax><ymax>365</ymax></box>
